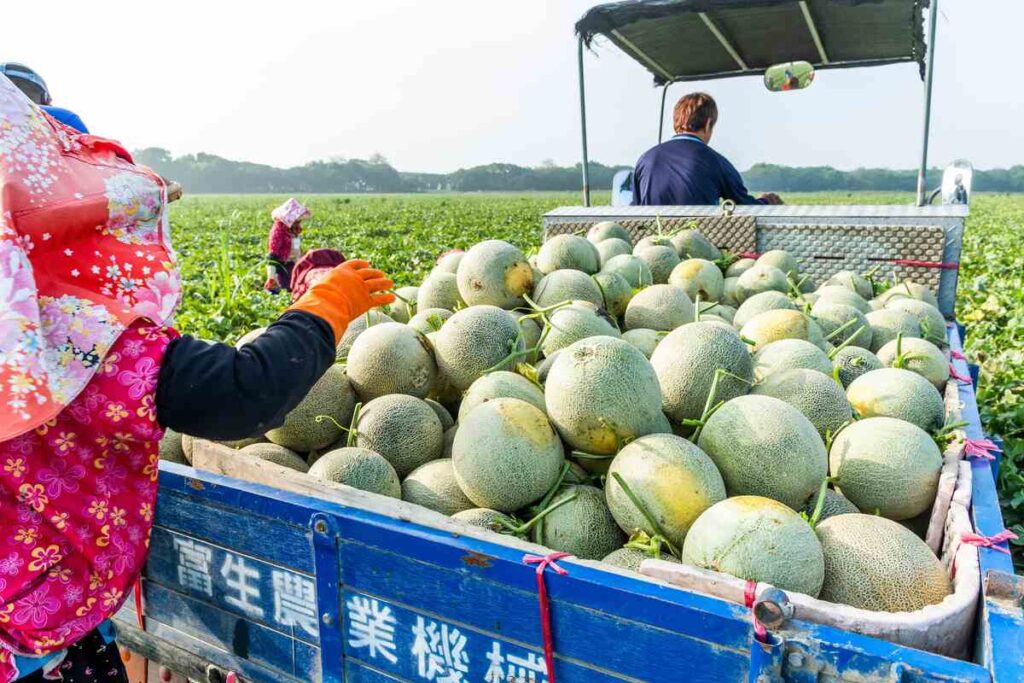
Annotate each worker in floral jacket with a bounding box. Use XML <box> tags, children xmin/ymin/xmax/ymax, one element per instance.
<box><xmin>0</xmin><ymin>76</ymin><xmax>394</xmax><ymax>682</ymax></box>
<box><xmin>264</xmin><ymin>198</ymin><xmax>310</xmax><ymax>293</ymax></box>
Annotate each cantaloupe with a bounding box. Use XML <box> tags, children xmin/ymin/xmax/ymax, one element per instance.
<box><xmin>537</xmin><ymin>234</ymin><xmax>600</xmax><ymax>274</ymax></box>
<box><xmin>355</xmin><ymin>395</ymin><xmax>443</xmax><ymax>477</ymax></box>
<box><xmin>682</xmin><ymin>496</ymin><xmax>825</xmax><ymax>597</ymax></box>
<box><xmin>425</xmin><ymin>398</ymin><xmax>455</xmax><ymax>431</ymax></box>
<box><xmin>621</xmin><ymin>328</ymin><xmax>661</xmax><ymax>359</ymax></box>
<box><xmin>876</xmin><ymin>337</ymin><xmax>949</xmax><ymax>389</ymax></box>
<box><xmin>698</xmin><ymin>395</ymin><xmax>827</xmax><ymax>509</ymax></box>
<box><xmin>592</xmin><ymin>270</ymin><xmax>633</xmax><ymax>318</ymax></box>
<box><xmin>846</xmin><ymin>368</ymin><xmax>944</xmax><ymax>431</ymax></box>
<box><xmin>545</xmin><ymin>336</ymin><xmax>668</xmax><ymax>454</ymax></box>
<box><xmin>832</xmin><ymin>346</ymin><xmax>884</xmax><ymax>388</ymax></box>
<box><xmin>532</xmin><ymin>485</ymin><xmax>626</xmax><ymax>559</ymax></box>
<box><xmin>668</xmin><ymin>259</ymin><xmax>725</xmax><ymax>302</ymax></box>
<box><xmin>240</xmin><ymin>443</ymin><xmax>309</xmax><ymax>472</ymax></box>
<box><xmin>426</xmin><ymin>331</ymin><xmax>461</xmax><ymax>410</ymax></box>
<box><xmin>702</xmin><ymin>303</ymin><xmax>735</xmax><ymax>324</ymax></box>
<box><xmin>810</xmin><ymin>301</ymin><xmax>871</xmax><ymax>349</ymax></box>
<box><xmin>541</xmin><ymin>302</ymin><xmax>620</xmax><ymax>356</ymax></box>
<box><xmin>433</xmin><ymin>251</ymin><xmax>464</xmax><ymax>275</ymax></box>
<box><xmin>802</xmin><ymin>488</ymin><xmax>859</xmax><ymax>521</ymax></box>
<box><xmin>605</xmin><ymin>434</ymin><xmax>726</xmax><ymax>548</ymax></box>
<box><xmin>735</xmin><ymin>264</ymin><xmax>789</xmax><ymax>303</ymax></box>
<box><xmin>753</xmin><ymin>338</ymin><xmax>833</xmax><ymax>380</ymax></box>
<box><xmin>452</xmin><ymin>398</ymin><xmax>564</xmax><ymax>512</ymax></box>
<box><xmin>401</xmin><ymin>458</ymin><xmax>475</xmax><ymax>515</ymax></box>
<box><xmin>266</xmin><ymin>365</ymin><xmax>356</xmax><ymax>452</ymax></box>
<box><xmin>878</xmin><ymin>281</ymin><xmax>939</xmax><ymax>309</ymax></box>
<box><xmin>602</xmin><ymin>254</ymin><xmax>654</xmax><ymax>288</ymax></box>
<box><xmin>388</xmin><ymin>286</ymin><xmax>419</xmax><ymax>323</ymax></box>
<box><xmin>347</xmin><ymin>323</ymin><xmax>438</xmax><ymax>400</ymax></box>
<box><xmin>636</xmin><ymin>246</ymin><xmax>680</xmax><ymax>284</ymax></box>
<box><xmin>159</xmin><ymin>428</ymin><xmax>187</xmax><ymax>463</ymax></box>
<box><xmin>824</xmin><ymin>270</ymin><xmax>873</xmax><ymax>300</ymax></box>
<box><xmin>885</xmin><ymin>298</ymin><xmax>947</xmax><ymax>346</ymax></box>
<box><xmin>309</xmin><ymin>447</ymin><xmax>401</xmax><ymax>498</ymax></box>
<box><xmin>587</xmin><ymin>221</ymin><xmax>632</xmax><ymax>245</ymax></box>
<box><xmin>671</xmin><ymin>229</ymin><xmax>721</xmax><ymax>260</ymax></box>
<box><xmin>442</xmin><ymin>425</ymin><xmax>457</xmax><ymax>458</ymax></box>
<box><xmin>816</xmin><ymin>514</ymin><xmax>951</xmax><ymax>611</ymax></box>
<box><xmin>752</xmin><ymin>368</ymin><xmax>852</xmax><ymax>441</ymax></box>
<box><xmin>601</xmin><ymin>547</ymin><xmax>680</xmax><ymax>572</ymax></box>
<box><xmin>722</xmin><ymin>277</ymin><xmax>741</xmax><ymax>306</ymax></box>
<box><xmin>725</xmin><ymin>258</ymin><xmax>756</xmax><ymax>278</ymax></box>
<box><xmin>458</xmin><ymin>371</ymin><xmax>546</xmax><ymax>422</ymax></box>
<box><xmin>624</xmin><ymin>284</ymin><xmax>695</xmax><ymax>331</ymax></box>
<box><xmin>733</xmin><ymin>291</ymin><xmax>798</xmax><ymax>329</ymax></box>
<box><xmin>864</xmin><ymin>309</ymin><xmax>921</xmax><ymax>352</ymax></box>
<box><xmin>757</xmin><ymin>250</ymin><xmax>800</xmax><ymax>278</ymax></box>
<box><xmin>829</xmin><ymin>416</ymin><xmax>941</xmax><ymax>520</ymax></box>
<box><xmin>433</xmin><ymin>305</ymin><xmax>523</xmax><ymax>391</ymax></box>
<box><xmin>180</xmin><ymin>433</ymin><xmax>196</xmax><ymax>463</ymax></box>
<box><xmin>814</xmin><ymin>285</ymin><xmax>871</xmax><ymax>314</ymax></box>
<box><xmin>595</xmin><ymin>238</ymin><xmax>633</xmax><ymax>267</ymax></box>
<box><xmin>407</xmin><ymin>307</ymin><xmax>453</xmax><ymax>335</ymax></box>
<box><xmin>235</xmin><ymin>327</ymin><xmax>267</xmax><ymax>349</ymax></box>
<box><xmin>417</xmin><ymin>272</ymin><xmax>464</xmax><ymax>312</ymax></box>
<box><xmin>337</xmin><ymin>310</ymin><xmax>394</xmax><ymax>360</ymax></box>
<box><xmin>650</xmin><ymin>322</ymin><xmax>753</xmax><ymax>424</ymax></box>
<box><xmin>633</xmin><ymin>235</ymin><xmax>674</xmax><ymax>254</ymax></box>
<box><xmin>740</xmin><ymin>309</ymin><xmax>825</xmax><ymax>352</ymax></box>
<box><xmin>451</xmin><ymin>508</ymin><xmax>516</xmax><ymax>532</ymax></box>
<box><xmin>457</xmin><ymin>240</ymin><xmax>534</xmax><ymax>308</ymax></box>
<box><xmin>532</xmin><ymin>269</ymin><xmax>603</xmax><ymax>308</ymax></box>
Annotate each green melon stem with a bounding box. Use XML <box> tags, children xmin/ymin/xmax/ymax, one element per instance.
<box><xmin>591</xmin><ymin>274</ymin><xmax>610</xmax><ymax>311</ymax></box>
<box><xmin>530</xmin><ymin>462</ymin><xmax>573</xmax><ymax>540</ymax></box>
<box><xmin>893</xmin><ymin>332</ymin><xmax>906</xmax><ymax>367</ymax></box>
<box><xmin>654</xmin><ymin>213</ymin><xmax>664</xmax><ymax>237</ymax></box>
<box><xmin>690</xmin><ymin>368</ymin><xmax>751</xmax><ymax>442</ymax></box>
<box><xmin>824</xmin><ymin>316</ymin><xmax>859</xmax><ymax>342</ymax></box>
<box><xmin>388</xmin><ymin>288</ymin><xmax>414</xmax><ymax>306</ymax></box>
<box><xmin>516</xmin><ymin>491</ymin><xmax>580</xmax><ymax>536</ymax></box>
<box><xmin>611</xmin><ymin>472</ymin><xmax>680</xmax><ymax>557</ymax></box>
<box><xmin>692</xmin><ymin>293</ymin><xmax>702</xmax><ymax>323</ymax></box>
<box><xmin>824</xmin><ymin>420</ymin><xmax>852</xmax><ymax>452</ymax></box>
<box><xmin>807</xmin><ymin>478</ymin><xmax>830</xmax><ymax>528</ymax></box>
<box><xmin>570</xmin><ymin>450</ymin><xmax>616</xmax><ymax>461</ymax></box>
<box><xmin>740</xmin><ymin>335</ymin><xmax>757</xmax><ymax>346</ymax></box>
<box><xmin>624</xmin><ymin>530</ymin><xmax>665</xmax><ymax>559</ymax></box>
<box><xmin>827</xmin><ymin>326</ymin><xmax>867</xmax><ymax>359</ymax></box>
<box><xmin>313</xmin><ymin>403</ymin><xmax>361</xmax><ymax>448</ymax></box>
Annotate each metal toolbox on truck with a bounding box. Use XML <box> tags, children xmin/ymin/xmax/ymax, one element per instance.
<box><xmin>114</xmin><ymin>322</ymin><xmax>1022</xmax><ymax>682</ymax></box>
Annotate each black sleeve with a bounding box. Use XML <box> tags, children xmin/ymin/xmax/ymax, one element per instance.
<box><xmin>156</xmin><ymin>310</ymin><xmax>335</xmax><ymax>440</ymax></box>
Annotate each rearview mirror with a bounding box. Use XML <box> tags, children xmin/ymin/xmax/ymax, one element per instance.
<box><xmin>940</xmin><ymin>160</ymin><xmax>973</xmax><ymax>206</ymax></box>
<box><xmin>764</xmin><ymin>61</ymin><xmax>815</xmax><ymax>92</ymax></box>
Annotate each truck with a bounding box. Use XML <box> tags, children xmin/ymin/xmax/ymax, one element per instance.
<box><xmin>117</xmin><ymin>1</ymin><xmax>1022</xmax><ymax>681</ymax></box>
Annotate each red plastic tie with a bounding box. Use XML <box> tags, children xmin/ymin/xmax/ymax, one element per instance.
<box><xmin>964</xmin><ymin>438</ymin><xmax>999</xmax><ymax>461</ymax></box>
<box><xmin>133</xmin><ymin>578</ymin><xmax>144</xmax><ymax>630</ymax></box>
<box><xmin>522</xmin><ymin>552</ymin><xmax>571</xmax><ymax>683</ymax></box>
<box><xmin>950</xmin><ymin>349</ymin><xmax>967</xmax><ymax>361</ymax></box>
<box><xmin>889</xmin><ymin>259</ymin><xmax>960</xmax><ymax>270</ymax></box>
<box><xmin>960</xmin><ymin>529</ymin><xmax>1018</xmax><ymax>554</ymax></box>
<box><xmin>225</xmin><ymin>672</ymin><xmax>238</xmax><ymax>683</ymax></box>
<box><xmin>738</xmin><ymin>252</ymin><xmax>760</xmax><ymax>260</ymax></box>
<box><xmin>949</xmin><ymin>363</ymin><xmax>973</xmax><ymax>385</ymax></box>
<box><xmin>743</xmin><ymin>580</ymin><xmax>768</xmax><ymax>643</ymax></box>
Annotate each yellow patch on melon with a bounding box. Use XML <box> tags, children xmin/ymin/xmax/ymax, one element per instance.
<box><xmin>496</xmin><ymin>399</ymin><xmax>554</xmax><ymax>447</ymax></box>
<box><xmin>505</xmin><ymin>261</ymin><xmax>535</xmax><ymax>298</ymax></box>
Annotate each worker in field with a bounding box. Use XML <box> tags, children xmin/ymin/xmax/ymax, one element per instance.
<box><xmin>632</xmin><ymin>92</ymin><xmax>782</xmax><ymax>206</ymax></box>
<box><xmin>0</xmin><ymin>62</ymin><xmax>89</xmax><ymax>133</ymax></box>
<box><xmin>265</xmin><ymin>198</ymin><xmax>310</xmax><ymax>293</ymax></box>
<box><xmin>0</xmin><ymin>75</ymin><xmax>394</xmax><ymax>683</ymax></box>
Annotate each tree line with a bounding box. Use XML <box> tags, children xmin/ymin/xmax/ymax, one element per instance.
<box><xmin>132</xmin><ymin>148</ymin><xmax>1024</xmax><ymax>194</ymax></box>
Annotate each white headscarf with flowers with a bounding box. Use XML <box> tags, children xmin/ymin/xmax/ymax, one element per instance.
<box><xmin>0</xmin><ymin>76</ymin><xmax>180</xmax><ymax>441</ymax></box>
<box><xmin>271</xmin><ymin>198</ymin><xmax>311</xmax><ymax>228</ymax></box>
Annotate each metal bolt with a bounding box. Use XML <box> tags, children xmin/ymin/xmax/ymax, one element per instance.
<box><xmin>787</xmin><ymin>652</ymin><xmax>804</xmax><ymax>668</ymax></box>
<box><xmin>322</xmin><ymin>612</ymin><xmax>333</xmax><ymax>626</ymax></box>
<box><xmin>314</xmin><ymin>519</ymin><xmax>328</xmax><ymax>534</ymax></box>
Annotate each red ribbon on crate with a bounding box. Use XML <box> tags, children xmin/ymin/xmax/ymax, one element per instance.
<box><xmin>737</xmin><ymin>252</ymin><xmax>760</xmax><ymax>260</ymax></box>
<box><xmin>133</xmin><ymin>577</ymin><xmax>144</xmax><ymax>630</ymax></box>
<box><xmin>949</xmin><ymin>363</ymin><xmax>973</xmax><ymax>385</ymax></box>
<box><xmin>522</xmin><ymin>552</ymin><xmax>572</xmax><ymax>683</ymax></box>
<box><xmin>964</xmin><ymin>438</ymin><xmax>1000</xmax><ymax>461</ymax></box>
<box><xmin>225</xmin><ymin>672</ymin><xmax>238</xmax><ymax>683</ymax></box>
<box><xmin>889</xmin><ymin>259</ymin><xmax>960</xmax><ymax>270</ymax></box>
<box><xmin>960</xmin><ymin>529</ymin><xmax>1018</xmax><ymax>555</ymax></box>
<box><xmin>743</xmin><ymin>580</ymin><xmax>768</xmax><ymax>643</ymax></box>
<box><xmin>950</xmin><ymin>349</ymin><xmax>968</xmax><ymax>361</ymax></box>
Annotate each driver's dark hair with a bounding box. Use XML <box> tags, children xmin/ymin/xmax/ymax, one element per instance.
<box><xmin>673</xmin><ymin>92</ymin><xmax>718</xmax><ymax>134</ymax></box>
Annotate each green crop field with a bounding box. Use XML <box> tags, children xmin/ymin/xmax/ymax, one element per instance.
<box><xmin>167</xmin><ymin>191</ymin><xmax>1024</xmax><ymax>566</ymax></box>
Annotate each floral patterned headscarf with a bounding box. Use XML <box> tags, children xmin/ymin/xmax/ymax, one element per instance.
<box><xmin>271</xmin><ymin>198</ymin><xmax>310</xmax><ymax>228</ymax></box>
<box><xmin>0</xmin><ymin>76</ymin><xmax>180</xmax><ymax>441</ymax></box>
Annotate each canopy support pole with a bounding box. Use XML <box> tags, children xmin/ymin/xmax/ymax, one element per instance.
<box><xmin>698</xmin><ymin>12</ymin><xmax>749</xmax><ymax>71</ymax></box>
<box><xmin>658</xmin><ymin>83</ymin><xmax>670</xmax><ymax>143</ymax></box>
<box><xmin>916</xmin><ymin>0</ymin><xmax>939</xmax><ymax>206</ymax></box>
<box><xmin>577</xmin><ymin>35</ymin><xmax>591</xmax><ymax>207</ymax></box>
<box><xmin>798</xmin><ymin>1</ymin><xmax>829</xmax><ymax>64</ymax></box>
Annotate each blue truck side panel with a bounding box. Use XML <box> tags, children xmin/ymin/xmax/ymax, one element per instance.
<box><xmin>115</xmin><ymin>326</ymin><xmax>1017</xmax><ymax>682</ymax></box>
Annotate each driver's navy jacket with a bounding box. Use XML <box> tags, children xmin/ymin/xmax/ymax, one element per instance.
<box><xmin>632</xmin><ymin>133</ymin><xmax>766</xmax><ymax>206</ymax></box>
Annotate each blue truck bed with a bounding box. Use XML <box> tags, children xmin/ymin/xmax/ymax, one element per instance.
<box><xmin>114</xmin><ymin>325</ymin><xmax>1022</xmax><ymax>683</ymax></box>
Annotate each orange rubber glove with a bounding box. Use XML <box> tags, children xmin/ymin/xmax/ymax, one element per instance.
<box><xmin>289</xmin><ymin>259</ymin><xmax>395</xmax><ymax>343</ymax></box>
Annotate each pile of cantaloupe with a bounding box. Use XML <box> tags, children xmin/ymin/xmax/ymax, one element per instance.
<box><xmin>162</xmin><ymin>222</ymin><xmax>961</xmax><ymax>614</ymax></box>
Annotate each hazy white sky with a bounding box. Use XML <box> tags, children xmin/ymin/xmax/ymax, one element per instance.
<box><xmin>3</xmin><ymin>1</ymin><xmax>1021</xmax><ymax>172</ymax></box>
